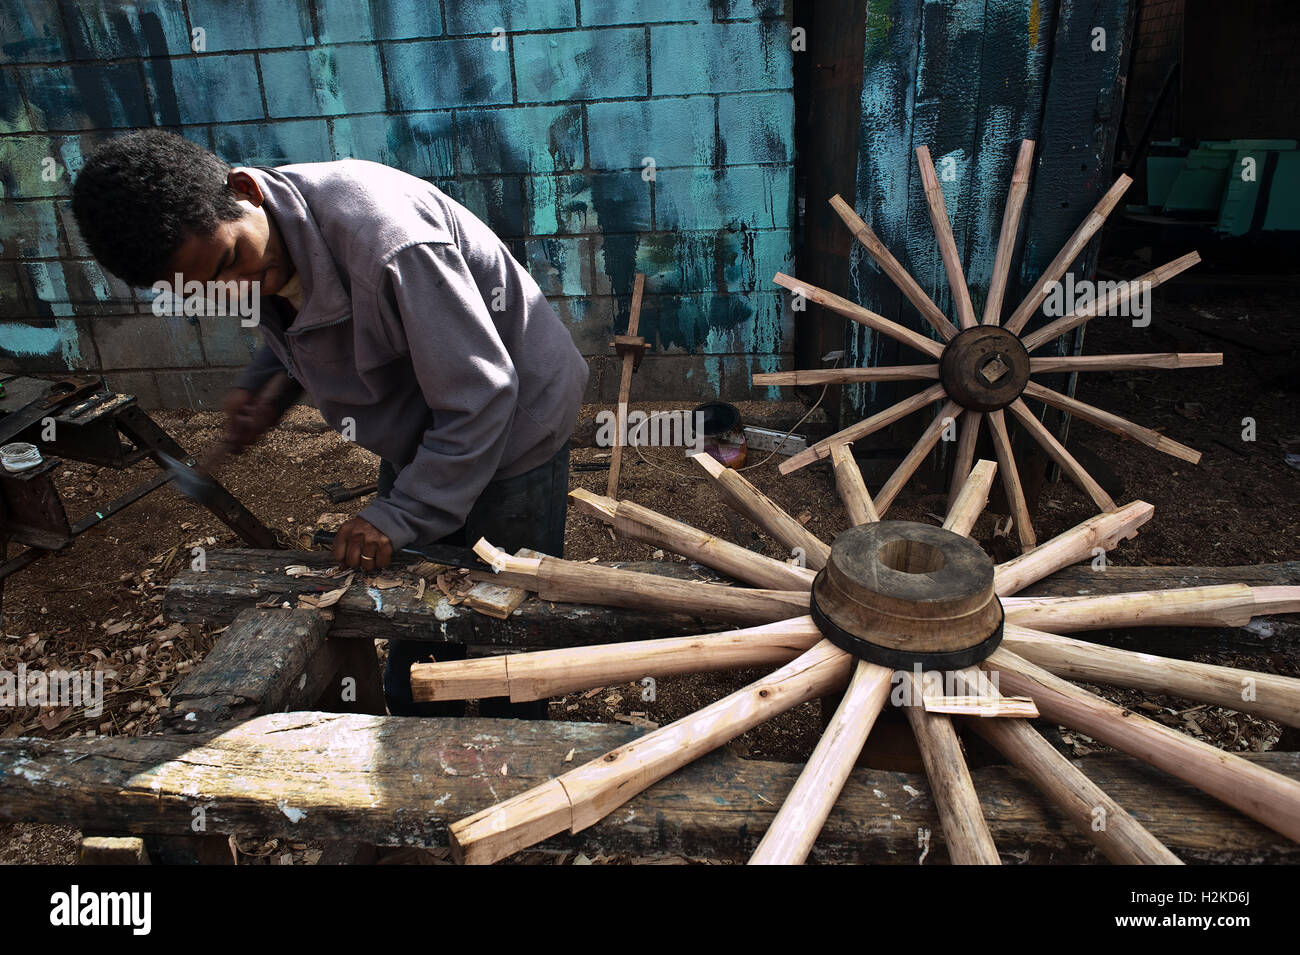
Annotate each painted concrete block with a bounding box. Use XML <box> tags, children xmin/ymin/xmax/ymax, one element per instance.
<box><xmin>101</xmin><ymin>369</ymin><xmax>161</xmax><ymax>408</ymax></box>
<box><xmin>198</xmin><ymin>315</ymin><xmax>263</xmax><ymax>365</ymax></box>
<box><xmin>93</xmin><ymin>314</ymin><xmax>205</xmax><ymax>368</ymax></box>
<box><xmin>717</xmin><ymin>90</ymin><xmax>793</xmax><ymax>164</ymax></box>
<box><xmin>525</xmin><ymin>172</ymin><xmax>652</xmax><ymax>235</ymax></box>
<box><xmin>1</xmin><ymin>67</ymin><xmax>32</xmax><ymax>131</ymax></box>
<box><xmin>0</xmin><ymin>0</ymin><xmax>70</xmax><ymax>63</ymax></box>
<box><xmin>154</xmin><ymin>367</ymin><xmax>231</xmax><ymax>409</ymax></box>
<box><xmin>184</xmin><ymin>0</ymin><xmax>314</xmax><ymax>52</ymax></box>
<box><xmin>587</xmin><ymin>96</ymin><xmax>715</xmax><ymax>170</ymax></box>
<box><xmin>458</xmin><ymin>105</ymin><xmax>583</xmax><ymax>175</ymax></box>
<box><xmin>632</xmin><ymin>352</ymin><xmax>727</xmax><ymax>401</ymax></box>
<box><xmin>440</xmin><ymin>176</ymin><xmax>527</xmax><ymax>238</ymax></box>
<box><xmin>654</xmin><ymin>165</ymin><xmax>793</xmax><ymax>231</ymax></box>
<box><xmin>514</xmin><ymin>28</ymin><xmax>647</xmax><ymax>102</ymax></box>
<box><xmin>386</xmin><ymin>37</ymin><xmax>513</xmax><ymax>111</ymax></box>
<box><xmin>21</xmin><ymin>62</ymin><xmax>154</xmax><ymax>130</ymax></box>
<box><xmin>1</xmin><ymin>133</ymin><xmax>93</xmax><ymax>198</ymax></box>
<box><xmin>0</xmin><ymin>199</ymin><xmax>59</xmax><ymax>258</ymax></box>
<box><xmin>648</xmin><ymin>290</ymin><xmax>786</xmax><ymax>355</ymax></box>
<box><xmin>0</xmin><ymin>263</ymin><xmax>30</xmax><ymax>313</ymax></box>
<box><xmin>333</xmin><ymin>111</ymin><xmax>455</xmax><ymax>178</ymax></box>
<box><xmin>316</xmin><ymin>0</ymin><xmax>443</xmax><ymax>42</ymax></box>
<box><xmin>213</xmin><ymin>119</ymin><xmax>332</xmax><ymax>166</ymax></box>
<box><xmin>711</xmin><ymin>0</ymin><xmax>786</xmax><ymax>20</ymax></box>
<box><xmin>445</xmin><ymin>0</ymin><xmax>576</xmax><ymax>34</ymax></box>
<box><xmin>63</xmin><ymin>0</ymin><xmax>192</xmax><ymax>60</ymax></box>
<box><xmin>547</xmin><ymin>294</ymin><xmax>616</xmax><ymax>354</ymax></box>
<box><xmin>0</xmin><ymin>317</ymin><xmax>96</xmax><ymax>371</ymax></box>
<box><xmin>595</xmin><ymin>227</ymin><xmax>791</xmax><ymax>295</ymax></box>
<box><xmin>581</xmin><ymin>0</ymin><xmax>712</xmax><ymax>27</ymax></box>
<box><xmin>162</xmin><ymin>55</ymin><xmax>263</xmax><ymax>124</ymax></box>
<box><xmin>525</xmin><ymin>236</ymin><xmax>593</xmax><ymax>296</ymax></box>
<box><xmin>650</xmin><ymin>21</ymin><xmax>790</xmax><ymax>95</ymax></box>
<box><xmin>262</xmin><ymin>46</ymin><xmax>386</xmax><ymax>118</ymax></box>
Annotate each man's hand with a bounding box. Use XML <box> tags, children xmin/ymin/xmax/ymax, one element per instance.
<box><xmin>332</xmin><ymin>516</ymin><xmax>394</xmax><ymax>570</ymax></box>
<box><xmin>221</xmin><ymin>372</ymin><xmax>296</xmax><ymax>454</ymax></box>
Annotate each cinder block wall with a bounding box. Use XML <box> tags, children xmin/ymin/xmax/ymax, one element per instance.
<box><xmin>0</xmin><ymin>0</ymin><xmax>795</xmax><ymax>408</ymax></box>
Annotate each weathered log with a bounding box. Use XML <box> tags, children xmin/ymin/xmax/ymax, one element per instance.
<box><xmin>4</xmin><ymin>713</ymin><xmax>1300</xmax><ymax>863</ymax></box>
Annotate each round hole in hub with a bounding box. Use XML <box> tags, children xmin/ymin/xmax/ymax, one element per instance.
<box><xmin>877</xmin><ymin>537</ymin><xmax>947</xmax><ymax>574</ymax></box>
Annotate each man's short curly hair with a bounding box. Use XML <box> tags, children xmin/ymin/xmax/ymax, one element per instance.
<box><xmin>72</xmin><ymin>129</ymin><xmax>246</xmax><ymax>288</ymax></box>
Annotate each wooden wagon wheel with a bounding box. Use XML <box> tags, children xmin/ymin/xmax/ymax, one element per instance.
<box><xmin>754</xmin><ymin>139</ymin><xmax>1217</xmax><ymax>552</ymax></box>
<box><xmin>412</xmin><ymin>458</ymin><xmax>1300</xmax><ymax>865</ymax></box>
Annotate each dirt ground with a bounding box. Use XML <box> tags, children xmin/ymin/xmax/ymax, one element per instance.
<box><xmin>1</xmin><ymin>280</ymin><xmax>1297</xmax><ymax>864</ymax></box>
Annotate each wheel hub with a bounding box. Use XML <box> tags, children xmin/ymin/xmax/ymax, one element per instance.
<box><xmin>939</xmin><ymin>325</ymin><xmax>1030</xmax><ymax>412</ymax></box>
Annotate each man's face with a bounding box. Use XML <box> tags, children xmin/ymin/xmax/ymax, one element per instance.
<box><xmin>166</xmin><ymin>169</ymin><xmax>294</xmax><ymax>297</ymax></box>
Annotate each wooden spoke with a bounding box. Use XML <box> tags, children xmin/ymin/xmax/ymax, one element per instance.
<box><xmin>780</xmin><ymin>382</ymin><xmax>946</xmax><ymax>475</ymax></box>
<box><xmin>993</xmin><ymin>501</ymin><xmax>1155</xmax><ymax>597</ymax></box>
<box><xmin>986</xmin><ymin>409</ymin><xmax>1037</xmax><ymax>552</ymax></box>
<box><xmin>469</xmin><ymin>537</ymin><xmax>809</xmax><ymax>626</ymax></box>
<box><xmin>606</xmin><ymin>272</ymin><xmax>646</xmax><ymax>499</ymax></box>
<box><xmin>1002</xmin><ymin>624</ymin><xmax>1300</xmax><ymax>728</ymax></box>
<box><xmin>830</xmin><ymin>444</ymin><xmax>879</xmax><ymax>526</ymax></box>
<box><xmin>963</xmin><ymin>715</ymin><xmax>1182</xmax><ymax>864</ymax></box>
<box><xmin>411</xmin><ymin>616</ymin><xmax>821</xmax><ymax>704</ymax></box>
<box><xmin>983</xmin><ymin>139</ymin><xmax>1035</xmax><ymax>326</ymax></box>
<box><xmin>899</xmin><ymin>670</ymin><xmax>1001</xmax><ymax>864</ymax></box>
<box><xmin>916</xmin><ymin>146</ymin><xmax>978</xmax><ymax>330</ymax></box>
<box><xmin>693</xmin><ymin>452</ymin><xmax>832</xmax><ymax>569</ymax></box>
<box><xmin>947</xmin><ymin>411</ymin><xmax>984</xmax><ymax>513</ymax></box>
<box><xmin>987</xmin><ymin>648</ymin><xmax>1300</xmax><ymax>844</ymax></box>
<box><xmin>943</xmin><ymin>458</ymin><xmax>996</xmax><ymax>537</ymax></box>
<box><xmin>753</xmin><ymin>364</ymin><xmax>939</xmax><ymax>387</ymax></box>
<box><xmin>1001</xmin><ymin>583</ymin><xmax>1288</xmax><ymax>632</ymax></box>
<box><xmin>749</xmin><ymin>659</ymin><xmax>893</xmax><ymax>865</ymax></box>
<box><xmin>773</xmin><ymin>272</ymin><xmax>945</xmax><ymax>359</ymax></box>
<box><xmin>449</xmin><ymin>640</ymin><xmax>854</xmax><ymax>865</ymax></box>
<box><xmin>1029</xmin><ymin>352</ymin><xmax>1222</xmax><ymax>374</ymax></box>
<box><xmin>1006</xmin><ymin>397</ymin><xmax>1116</xmax><ymax>512</ymax></box>
<box><xmin>874</xmin><ymin>400</ymin><xmax>963</xmax><ymax>516</ymax></box>
<box><xmin>1021</xmin><ymin>380</ymin><xmax>1202</xmax><ymax>464</ymax></box>
<box><xmin>829</xmin><ymin>195</ymin><xmax>959</xmax><ymax>340</ymax></box>
<box><xmin>568</xmin><ymin>488</ymin><xmax>815</xmax><ymax>591</ymax></box>
<box><xmin>1020</xmin><ymin>251</ymin><xmax>1201</xmax><ymax>352</ymax></box>
<box><xmin>1003</xmin><ymin>174</ymin><xmax>1134</xmax><ymax>335</ymax></box>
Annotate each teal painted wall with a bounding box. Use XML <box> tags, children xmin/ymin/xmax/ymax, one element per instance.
<box><xmin>0</xmin><ymin>0</ymin><xmax>795</xmax><ymax>407</ymax></box>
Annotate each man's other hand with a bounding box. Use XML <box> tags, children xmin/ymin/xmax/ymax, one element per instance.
<box><xmin>222</xmin><ymin>387</ymin><xmax>275</xmax><ymax>452</ymax></box>
<box><xmin>332</xmin><ymin>516</ymin><xmax>394</xmax><ymax>570</ymax></box>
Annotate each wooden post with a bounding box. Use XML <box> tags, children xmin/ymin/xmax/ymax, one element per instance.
<box><xmin>607</xmin><ymin>273</ymin><xmax>647</xmax><ymax>499</ymax></box>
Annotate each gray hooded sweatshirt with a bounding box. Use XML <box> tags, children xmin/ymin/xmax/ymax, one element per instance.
<box><xmin>233</xmin><ymin>159</ymin><xmax>588</xmax><ymax>551</ymax></box>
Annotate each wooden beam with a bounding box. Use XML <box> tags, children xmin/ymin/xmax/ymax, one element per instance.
<box><xmin>1020</xmin><ymin>252</ymin><xmax>1201</xmax><ymax>352</ymax></box>
<box><xmin>986</xmin><ymin>409</ymin><xmax>1037</xmax><ymax>552</ymax></box>
<box><xmin>781</xmin><ymin>382</ymin><xmax>947</xmax><ymax>474</ymax></box>
<box><xmin>830</xmin><ymin>443</ymin><xmax>879</xmax><ymax>526</ymax></box>
<box><xmin>915</xmin><ymin>146</ymin><xmax>978</xmax><ymax>330</ymax></box>
<box><xmin>411</xmin><ymin>616</ymin><xmax>821</xmax><ymax>703</ymax></box>
<box><xmin>1003</xmin><ymin>174</ymin><xmax>1134</xmax><ymax>335</ymax></box>
<box><xmin>1003</xmin><ymin>624</ymin><xmax>1300</xmax><ymax>728</ymax></box>
<box><xmin>875</xmin><ymin>400</ymin><xmax>963</xmax><ymax>515</ymax></box>
<box><xmin>994</xmin><ymin>501</ymin><xmax>1155</xmax><ymax>597</ymax></box>
<box><xmin>1021</xmin><ymin>379</ymin><xmax>1202</xmax><ymax>465</ymax></box>
<box><xmin>773</xmin><ymin>272</ymin><xmax>945</xmax><ymax>359</ymax></box>
<box><xmin>1006</xmin><ymin>397</ymin><xmax>1116</xmax><ymax>512</ymax></box>
<box><xmin>899</xmin><ymin>671</ymin><xmax>1001</xmax><ymax>864</ymax></box>
<box><xmin>983</xmin><ymin>139</ymin><xmax>1035</xmax><ymax>326</ymax></box>
<box><xmin>943</xmin><ymin>458</ymin><xmax>997</xmax><ymax>538</ymax></box>
<box><xmin>1029</xmin><ymin>352</ymin><xmax>1222</xmax><ymax>373</ymax></box>
<box><xmin>449</xmin><ymin>641</ymin><xmax>855</xmax><ymax>864</ymax></box>
<box><xmin>828</xmin><ymin>194</ymin><xmax>959</xmax><ymax>340</ymax></box>
<box><xmin>607</xmin><ymin>272</ymin><xmax>646</xmax><ymax>499</ymax></box>
<box><xmin>750</xmin><ymin>659</ymin><xmax>893</xmax><ymax>864</ymax></box>
<box><xmin>753</xmin><ymin>364</ymin><xmax>939</xmax><ymax>387</ymax></box>
<box><xmin>988</xmin><ymin>648</ymin><xmax>1300</xmax><ymax>844</ymax></box>
<box><xmin>568</xmin><ymin>488</ymin><xmax>815</xmax><ymax>591</ymax></box>
<box><xmin>692</xmin><ymin>451</ymin><xmax>832</xmax><ymax>569</ymax></box>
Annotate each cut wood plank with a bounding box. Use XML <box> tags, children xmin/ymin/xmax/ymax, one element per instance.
<box><xmin>830</xmin><ymin>443</ymin><xmax>879</xmax><ymax>526</ymax></box>
<box><xmin>916</xmin><ymin>146</ymin><xmax>978</xmax><ymax>330</ymax></box>
<box><xmin>781</xmin><ymin>382</ymin><xmax>947</xmax><ymax>474</ymax></box>
<box><xmin>1006</xmin><ymin>397</ymin><xmax>1116</xmax><ymax>512</ymax></box>
<box><xmin>828</xmin><ymin>194</ymin><xmax>959</xmax><ymax>340</ymax></box>
<box><xmin>944</xmin><ymin>459</ymin><xmax>996</xmax><ymax>537</ymax></box>
<box><xmin>773</xmin><ymin>272</ymin><xmax>945</xmax><ymax>359</ymax></box>
<box><xmin>79</xmin><ymin>836</ymin><xmax>150</xmax><ymax>865</ymax></box>
<box><xmin>693</xmin><ymin>451</ymin><xmax>832</xmax><ymax>569</ymax></box>
<box><xmin>1002</xmin><ymin>624</ymin><xmax>1300</xmax><ymax>728</ymax></box>
<box><xmin>1022</xmin><ymin>379</ymin><xmax>1202</xmax><ymax>464</ymax></box>
<box><xmin>986</xmin><ymin>409</ymin><xmax>1037</xmax><ymax>552</ymax></box>
<box><xmin>6</xmin><ymin>713</ymin><xmax>1300</xmax><ymax>863</ymax></box>
<box><xmin>1028</xmin><ymin>352</ymin><xmax>1223</xmax><ymax>373</ymax></box>
<box><xmin>750</xmin><ymin>658</ymin><xmax>892</xmax><ymax>864</ymax></box>
<box><xmin>568</xmin><ymin>488</ymin><xmax>815</xmax><ymax>591</ymax></box>
<box><xmin>875</xmin><ymin>400</ymin><xmax>963</xmax><ymax>516</ymax></box>
<box><xmin>753</xmin><ymin>365</ymin><xmax>940</xmax><ymax>387</ymax></box>
<box><xmin>994</xmin><ymin>501</ymin><xmax>1155</xmax><ymax>597</ymax></box>
<box><xmin>607</xmin><ymin>272</ymin><xmax>647</xmax><ymax>499</ymax></box>
<box><xmin>1003</xmin><ymin>175</ymin><xmax>1133</xmax><ymax>335</ymax></box>
<box><xmin>988</xmin><ymin>648</ymin><xmax>1300</xmax><ymax>844</ymax></box>
<box><xmin>983</xmin><ymin>139</ymin><xmax>1035</xmax><ymax>326</ymax></box>
<box><xmin>450</xmin><ymin>640</ymin><xmax>855</xmax><ymax>864</ymax></box>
